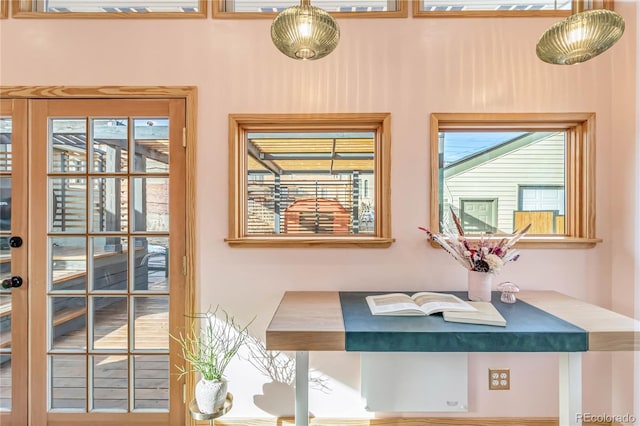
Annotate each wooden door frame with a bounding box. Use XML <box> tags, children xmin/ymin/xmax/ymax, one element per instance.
<box><xmin>0</xmin><ymin>99</ymin><xmax>30</xmax><ymax>426</ymax></box>
<box><xmin>0</xmin><ymin>86</ymin><xmax>197</xmax><ymax>426</ymax></box>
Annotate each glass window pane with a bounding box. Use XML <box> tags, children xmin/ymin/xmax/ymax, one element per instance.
<box><xmin>246</xmin><ymin>131</ymin><xmax>375</xmax><ymax>235</ymax></box>
<box><xmin>132</xmin><ymin>177</ymin><xmax>168</xmax><ymax>232</ymax></box>
<box><xmin>133</xmin><ymin>118</ymin><xmax>169</xmax><ymax>173</ymax></box>
<box><xmin>420</xmin><ymin>0</ymin><xmax>571</xmax><ymax>11</ymax></box>
<box><xmin>228</xmin><ymin>0</ymin><xmax>399</xmax><ymax>12</ymax></box>
<box><xmin>133</xmin><ymin>296</ymin><xmax>168</xmax><ymax>351</ymax></box>
<box><xmin>133</xmin><ymin>237</ymin><xmax>168</xmax><ymax>292</ymax></box>
<box><xmin>91</xmin><ymin>296</ymin><xmax>128</xmax><ymax>351</ymax></box>
<box><xmin>91</xmin><ymin>237</ymin><xmax>128</xmax><ymax>292</ymax></box>
<box><xmin>32</xmin><ymin>0</ymin><xmax>200</xmax><ymax>12</ymax></box>
<box><xmin>51</xmin><ymin>119</ymin><xmax>87</xmax><ymax>173</ymax></box>
<box><xmin>0</xmin><ymin>117</ymin><xmax>11</xmax><ymax>172</ymax></box>
<box><xmin>0</xmin><ymin>177</ymin><xmax>10</xmax><ymax>232</ymax></box>
<box><xmin>50</xmin><ymin>355</ymin><xmax>86</xmax><ymax>411</ymax></box>
<box><xmin>91</xmin><ymin>177</ymin><xmax>128</xmax><ymax>233</ymax></box>
<box><xmin>0</xmin><ymin>356</ymin><xmax>10</xmax><ymax>410</ymax></box>
<box><xmin>0</xmin><ymin>294</ymin><xmax>11</xmax><ymax>351</ymax></box>
<box><xmin>50</xmin><ymin>177</ymin><xmax>87</xmax><ymax>233</ymax></box>
<box><xmin>91</xmin><ymin>355</ymin><xmax>128</xmax><ymax>411</ymax></box>
<box><xmin>51</xmin><ymin>237</ymin><xmax>87</xmax><ymax>292</ymax></box>
<box><xmin>92</xmin><ymin>119</ymin><xmax>128</xmax><ymax>173</ymax></box>
<box><xmin>133</xmin><ymin>355</ymin><xmax>168</xmax><ymax>411</ymax></box>
<box><xmin>50</xmin><ymin>296</ymin><xmax>87</xmax><ymax>351</ymax></box>
<box><xmin>439</xmin><ymin>131</ymin><xmax>566</xmax><ymax>235</ymax></box>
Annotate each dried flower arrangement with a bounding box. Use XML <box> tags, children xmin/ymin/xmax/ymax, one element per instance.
<box><xmin>419</xmin><ymin>208</ymin><xmax>530</xmax><ymax>273</ymax></box>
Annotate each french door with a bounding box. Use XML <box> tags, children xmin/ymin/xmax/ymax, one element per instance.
<box><xmin>0</xmin><ymin>97</ymin><xmax>187</xmax><ymax>426</ymax></box>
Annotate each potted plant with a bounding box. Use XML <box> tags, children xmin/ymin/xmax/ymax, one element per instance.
<box><xmin>171</xmin><ymin>307</ymin><xmax>253</xmax><ymax>414</ymax></box>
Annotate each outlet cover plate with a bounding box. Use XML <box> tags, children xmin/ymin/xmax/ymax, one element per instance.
<box><xmin>489</xmin><ymin>368</ymin><xmax>510</xmax><ymax>390</ymax></box>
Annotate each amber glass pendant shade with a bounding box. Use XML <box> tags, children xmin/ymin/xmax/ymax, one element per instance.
<box><xmin>536</xmin><ymin>9</ymin><xmax>625</xmax><ymax>65</ymax></box>
<box><xmin>271</xmin><ymin>1</ymin><xmax>340</xmax><ymax>61</ymax></box>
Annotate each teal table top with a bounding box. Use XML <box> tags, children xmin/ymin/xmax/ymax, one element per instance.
<box><xmin>339</xmin><ymin>291</ymin><xmax>588</xmax><ymax>352</ymax></box>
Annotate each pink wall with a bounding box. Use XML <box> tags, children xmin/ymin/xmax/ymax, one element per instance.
<box><xmin>0</xmin><ymin>1</ymin><xmax>637</xmax><ymax>419</ymax></box>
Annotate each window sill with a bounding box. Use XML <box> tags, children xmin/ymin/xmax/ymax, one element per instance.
<box><xmin>226</xmin><ymin>237</ymin><xmax>395</xmax><ymax>248</ymax></box>
<box><xmin>428</xmin><ymin>236</ymin><xmax>602</xmax><ymax>249</ymax></box>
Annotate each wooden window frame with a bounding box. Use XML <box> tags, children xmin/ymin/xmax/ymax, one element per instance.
<box><xmin>412</xmin><ymin>0</ymin><xmax>614</xmax><ymax>18</ymax></box>
<box><xmin>227</xmin><ymin>113</ymin><xmax>393</xmax><ymax>248</ymax></box>
<box><xmin>212</xmin><ymin>0</ymin><xmax>408</xmax><ymax>19</ymax></box>
<box><xmin>1</xmin><ymin>0</ymin><xmax>7</xmax><ymax>18</ymax></box>
<box><xmin>430</xmin><ymin>113</ymin><xmax>600</xmax><ymax>249</ymax></box>
<box><xmin>11</xmin><ymin>0</ymin><xmax>207</xmax><ymax>18</ymax></box>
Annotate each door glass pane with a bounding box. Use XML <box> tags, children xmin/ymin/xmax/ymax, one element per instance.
<box><xmin>91</xmin><ymin>355</ymin><xmax>128</xmax><ymax>412</ymax></box>
<box><xmin>50</xmin><ymin>296</ymin><xmax>86</xmax><ymax>351</ymax></box>
<box><xmin>46</xmin><ymin>105</ymin><xmax>174</xmax><ymax>415</ymax></box>
<box><xmin>0</xmin><ymin>358</ymin><xmax>10</xmax><ymax>410</ymax></box>
<box><xmin>92</xmin><ymin>119</ymin><xmax>128</xmax><ymax>173</ymax></box>
<box><xmin>133</xmin><ymin>237</ymin><xmax>168</xmax><ymax>292</ymax></box>
<box><xmin>50</xmin><ymin>177</ymin><xmax>87</xmax><ymax>233</ymax></box>
<box><xmin>91</xmin><ymin>296</ymin><xmax>128</xmax><ymax>351</ymax></box>
<box><xmin>91</xmin><ymin>237</ymin><xmax>128</xmax><ymax>292</ymax></box>
<box><xmin>133</xmin><ymin>118</ymin><xmax>169</xmax><ymax>173</ymax></box>
<box><xmin>91</xmin><ymin>177</ymin><xmax>128</xmax><ymax>233</ymax></box>
<box><xmin>50</xmin><ymin>355</ymin><xmax>86</xmax><ymax>411</ymax></box>
<box><xmin>132</xmin><ymin>296</ymin><xmax>168</xmax><ymax>351</ymax></box>
<box><xmin>132</xmin><ymin>177</ymin><xmax>168</xmax><ymax>232</ymax></box>
<box><xmin>50</xmin><ymin>237</ymin><xmax>87</xmax><ymax>292</ymax></box>
<box><xmin>51</xmin><ymin>119</ymin><xmax>87</xmax><ymax>173</ymax></box>
<box><xmin>0</xmin><ymin>117</ymin><xmax>11</xmax><ymax>412</ymax></box>
<box><xmin>133</xmin><ymin>355</ymin><xmax>168</xmax><ymax>411</ymax></box>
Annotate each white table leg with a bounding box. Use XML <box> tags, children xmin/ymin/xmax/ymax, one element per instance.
<box><xmin>295</xmin><ymin>351</ymin><xmax>309</xmax><ymax>426</ymax></box>
<box><xmin>559</xmin><ymin>352</ymin><xmax>582</xmax><ymax>426</ymax></box>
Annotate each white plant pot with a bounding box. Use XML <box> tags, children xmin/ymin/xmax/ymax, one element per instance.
<box><xmin>195</xmin><ymin>378</ymin><xmax>228</xmax><ymax>414</ymax></box>
<box><xmin>467</xmin><ymin>270</ymin><xmax>493</xmax><ymax>302</ymax></box>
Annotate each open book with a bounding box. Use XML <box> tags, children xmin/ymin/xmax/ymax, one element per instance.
<box><xmin>365</xmin><ymin>292</ymin><xmax>476</xmax><ymax>316</ymax></box>
<box><xmin>443</xmin><ymin>302</ymin><xmax>507</xmax><ymax>327</ymax></box>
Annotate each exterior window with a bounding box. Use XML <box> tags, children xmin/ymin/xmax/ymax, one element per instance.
<box><xmin>13</xmin><ymin>1</ymin><xmax>206</xmax><ymax>17</ymax></box>
<box><xmin>227</xmin><ymin>113</ymin><xmax>392</xmax><ymax>247</ymax></box>
<box><xmin>214</xmin><ymin>0</ymin><xmax>407</xmax><ymax>18</ymax></box>
<box><xmin>431</xmin><ymin>113</ymin><xmax>599</xmax><ymax>248</ymax></box>
<box><xmin>413</xmin><ymin>0</ymin><xmax>613</xmax><ymax>17</ymax></box>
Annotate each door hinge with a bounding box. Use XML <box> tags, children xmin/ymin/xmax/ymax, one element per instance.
<box><xmin>182</xmin><ymin>256</ymin><xmax>187</xmax><ymax>276</ymax></box>
<box><xmin>182</xmin><ymin>127</ymin><xmax>187</xmax><ymax>148</ymax></box>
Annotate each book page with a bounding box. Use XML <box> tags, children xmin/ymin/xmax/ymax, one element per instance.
<box><xmin>365</xmin><ymin>293</ymin><xmax>424</xmax><ymax>315</ymax></box>
<box><xmin>371</xmin><ymin>293</ymin><xmax>415</xmax><ymax>306</ymax></box>
<box><xmin>412</xmin><ymin>292</ymin><xmax>461</xmax><ymax>306</ymax></box>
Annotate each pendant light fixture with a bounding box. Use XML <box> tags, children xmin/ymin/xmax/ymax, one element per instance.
<box><xmin>536</xmin><ymin>2</ymin><xmax>625</xmax><ymax>65</ymax></box>
<box><xmin>271</xmin><ymin>0</ymin><xmax>340</xmax><ymax>61</ymax></box>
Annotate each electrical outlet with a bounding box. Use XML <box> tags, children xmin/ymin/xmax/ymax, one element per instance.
<box><xmin>488</xmin><ymin>368</ymin><xmax>510</xmax><ymax>390</ymax></box>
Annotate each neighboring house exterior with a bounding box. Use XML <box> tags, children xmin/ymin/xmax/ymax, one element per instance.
<box><xmin>442</xmin><ymin>132</ymin><xmax>565</xmax><ymax>234</ymax></box>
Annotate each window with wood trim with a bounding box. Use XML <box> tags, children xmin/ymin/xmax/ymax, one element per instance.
<box><xmin>213</xmin><ymin>0</ymin><xmax>407</xmax><ymax>18</ymax></box>
<box><xmin>227</xmin><ymin>113</ymin><xmax>393</xmax><ymax>248</ymax></box>
<box><xmin>412</xmin><ymin>0</ymin><xmax>613</xmax><ymax>17</ymax></box>
<box><xmin>11</xmin><ymin>0</ymin><xmax>206</xmax><ymax>17</ymax></box>
<box><xmin>1</xmin><ymin>1</ymin><xmax>7</xmax><ymax>18</ymax></box>
<box><xmin>431</xmin><ymin>113</ymin><xmax>599</xmax><ymax>248</ymax></box>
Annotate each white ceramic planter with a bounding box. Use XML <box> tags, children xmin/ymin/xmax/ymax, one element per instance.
<box><xmin>467</xmin><ymin>270</ymin><xmax>493</xmax><ymax>302</ymax></box>
<box><xmin>195</xmin><ymin>378</ymin><xmax>228</xmax><ymax>414</ymax></box>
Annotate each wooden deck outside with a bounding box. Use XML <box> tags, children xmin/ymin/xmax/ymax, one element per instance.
<box><xmin>0</xmin><ymin>285</ymin><xmax>170</xmax><ymax>412</ymax></box>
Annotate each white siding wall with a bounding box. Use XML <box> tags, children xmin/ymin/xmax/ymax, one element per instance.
<box><xmin>444</xmin><ymin>133</ymin><xmax>565</xmax><ymax>232</ymax></box>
